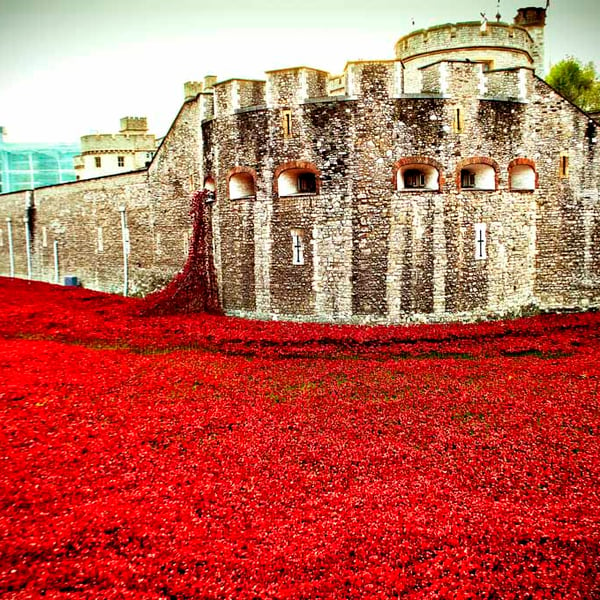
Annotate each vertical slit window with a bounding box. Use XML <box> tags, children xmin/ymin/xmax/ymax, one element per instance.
<box><xmin>453</xmin><ymin>107</ymin><xmax>464</xmax><ymax>133</ymax></box>
<box><xmin>282</xmin><ymin>110</ymin><xmax>293</xmax><ymax>138</ymax></box>
<box><xmin>291</xmin><ymin>229</ymin><xmax>304</xmax><ymax>265</ymax></box>
<box><xmin>559</xmin><ymin>154</ymin><xmax>569</xmax><ymax>178</ymax></box>
<box><xmin>97</xmin><ymin>226</ymin><xmax>104</xmax><ymax>253</ymax></box>
<box><xmin>475</xmin><ymin>223</ymin><xmax>487</xmax><ymax>260</ymax></box>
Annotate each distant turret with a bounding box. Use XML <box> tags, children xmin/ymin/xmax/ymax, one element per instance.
<box><xmin>119</xmin><ymin>117</ymin><xmax>148</xmax><ymax>135</ymax></box>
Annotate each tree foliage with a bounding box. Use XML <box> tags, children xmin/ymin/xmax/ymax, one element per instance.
<box><xmin>546</xmin><ymin>57</ymin><xmax>600</xmax><ymax>113</ymax></box>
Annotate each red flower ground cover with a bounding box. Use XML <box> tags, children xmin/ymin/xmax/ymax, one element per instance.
<box><xmin>1</xmin><ymin>277</ymin><xmax>599</xmax><ymax>598</ymax></box>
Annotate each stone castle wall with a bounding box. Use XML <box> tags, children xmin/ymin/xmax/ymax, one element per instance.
<box><xmin>1</xmin><ymin>13</ymin><xmax>598</xmax><ymax>324</ymax></box>
<box><xmin>0</xmin><ymin>100</ymin><xmax>200</xmax><ymax>295</ymax></box>
<box><xmin>204</xmin><ymin>61</ymin><xmax>599</xmax><ymax>323</ymax></box>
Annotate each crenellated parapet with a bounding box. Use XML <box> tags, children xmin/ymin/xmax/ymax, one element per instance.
<box><xmin>199</xmin><ymin>91</ymin><xmax>215</xmax><ymax>121</ymax></box>
<box><xmin>395</xmin><ymin>21</ymin><xmax>538</xmax><ymax>73</ymax></box>
<box><xmin>395</xmin><ymin>3</ymin><xmax>548</xmax><ymax>82</ymax></box>
<box><xmin>485</xmin><ymin>67</ymin><xmax>533</xmax><ymax>102</ymax></box>
<box><xmin>79</xmin><ymin>133</ymin><xmax>156</xmax><ymax>153</ymax></box>
<box><xmin>201</xmin><ymin>57</ymin><xmax>536</xmax><ymax>123</ymax></box>
<box><xmin>214</xmin><ymin>79</ymin><xmax>266</xmax><ymax>117</ymax></box>
<box><xmin>344</xmin><ymin>60</ymin><xmax>403</xmax><ymax>98</ymax></box>
<box><xmin>265</xmin><ymin>67</ymin><xmax>329</xmax><ymax>108</ymax></box>
<box><xmin>417</xmin><ymin>60</ymin><xmax>533</xmax><ymax>103</ymax></box>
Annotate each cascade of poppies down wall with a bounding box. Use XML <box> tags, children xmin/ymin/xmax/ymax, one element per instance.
<box><xmin>1</xmin><ymin>10</ymin><xmax>600</xmax><ymax>323</ymax></box>
<box><xmin>139</xmin><ymin>190</ymin><xmax>222</xmax><ymax>315</ymax></box>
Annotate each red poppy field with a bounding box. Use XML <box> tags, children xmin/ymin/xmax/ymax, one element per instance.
<box><xmin>1</xmin><ymin>277</ymin><xmax>599</xmax><ymax>599</ymax></box>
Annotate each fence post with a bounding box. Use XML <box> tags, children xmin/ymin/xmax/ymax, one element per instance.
<box><xmin>6</xmin><ymin>217</ymin><xmax>14</xmax><ymax>277</ymax></box>
<box><xmin>53</xmin><ymin>240</ymin><xmax>59</xmax><ymax>284</ymax></box>
<box><xmin>23</xmin><ymin>216</ymin><xmax>32</xmax><ymax>280</ymax></box>
<box><xmin>119</xmin><ymin>206</ymin><xmax>129</xmax><ymax>297</ymax></box>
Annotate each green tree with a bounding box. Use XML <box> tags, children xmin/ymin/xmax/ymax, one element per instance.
<box><xmin>546</xmin><ymin>57</ymin><xmax>600</xmax><ymax>113</ymax></box>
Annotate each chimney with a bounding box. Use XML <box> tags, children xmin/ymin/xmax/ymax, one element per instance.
<box><xmin>514</xmin><ymin>6</ymin><xmax>547</xmax><ymax>75</ymax></box>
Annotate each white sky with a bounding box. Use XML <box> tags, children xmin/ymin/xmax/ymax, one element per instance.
<box><xmin>0</xmin><ymin>0</ymin><xmax>598</xmax><ymax>143</ymax></box>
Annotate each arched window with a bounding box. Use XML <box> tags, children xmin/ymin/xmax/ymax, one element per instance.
<box><xmin>396</xmin><ymin>164</ymin><xmax>440</xmax><ymax>191</ymax></box>
<box><xmin>456</xmin><ymin>159</ymin><xmax>498</xmax><ymax>191</ymax></box>
<box><xmin>203</xmin><ymin>176</ymin><xmax>216</xmax><ymax>202</ymax></box>
<box><xmin>394</xmin><ymin>157</ymin><xmax>443</xmax><ymax>192</ymax></box>
<box><xmin>508</xmin><ymin>159</ymin><xmax>537</xmax><ymax>191</ymax></box>
<box><xmin>275</xmin><ymin>161</ymin><xmax>320</xmax><ymax>197</ymax></box>
<box><xmin>228</xmin><ymin>168</ymin><xmax>256</xmax><ymax>200</ymax></box>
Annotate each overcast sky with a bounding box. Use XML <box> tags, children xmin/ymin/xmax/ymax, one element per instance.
<box><xmin>0</xmin><ymin>0</ymin><xmax>598</xmax><ymax>143</ymax></box>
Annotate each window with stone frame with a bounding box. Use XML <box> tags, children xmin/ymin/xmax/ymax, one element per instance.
<box><xmin>282</xmin><ymin>110</ymin><xmax>293</xmax><ymax>138</ymax></box>
<box><xmin>117</xmin><ymin>156</ymin><xmax>125</xmax><ymax>167</ymax></box>
<box><xmin>277</xmin><ymin>165</ymin><xmax>319</xmax><ymax>197</ymax></box>
<box><xmin>229</xmin><ymin>172</ymin><xmax>256</xmax><ymax>199</ymax></box>
<box><xmin>509</xmin><ymin>163</ymin><xmax>536</xmax><ymax>190</ymax></box>
<box><xmin>94</xmin><ymin>156</ymin><xmax>102</xmax><ymax>168</ymax></box>
<box><xmin>459</xmin><ymin>163</ymin><xmax>496</xmax><ymax>190</ymax></box>
<box><xmin>453</xmin><ymin>107</ymin><xmax>465</xmax><ymax>133</ymax></box>
<box><xmin>204</xmin><ymin>176</ymin><xmax>216</xmax><ymax>202</ymax></box>
<box><xmin>97</xmin><ymin>226</ymin><xmax>104</xmax><ymax>253</ymax></box>
<box><xmin>396</xmin><ymin>162</ymin><xmax>441</xmax><ymax>191</ymax></box>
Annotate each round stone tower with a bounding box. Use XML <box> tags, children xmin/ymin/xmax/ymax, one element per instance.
<box><xmin>395</xmin><ymin>5</ymin><xmax>547</xmax><ymax>76</ymax></box>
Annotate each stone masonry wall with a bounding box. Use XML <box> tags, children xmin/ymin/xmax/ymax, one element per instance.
<box><xmin>529</xmin><ymin>78</ymin><xmax>600</xmax><ymax>310</ymax></box>
<box><xmin>203</xmin><ymin>59</ymin><xmax>600</xmax><ymax>323</ymax></box>
<box><xmin>0</xmin><ymin>99</ymin><xmax>200</xmax><ymax>295</ymax></box>
<box><xmin>2</xmin><ymin>51</ymin><xmax>598</xmax><ymax>325</ymax></box>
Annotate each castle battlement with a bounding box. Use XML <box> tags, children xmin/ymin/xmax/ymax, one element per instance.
<box><xmin>214</xmin><ymin>79</ymin><xmax>266</xmax><ymax>117</ymax></box>
<box><xmin>344</xmin><ymin>60</ymin><xmax>403</xmax><ymax>98</ymax></box>
<box><xmin>419</xmin><ymin>61</ymin><xmax>533</xmax><ymax>102</ymax></box>
<box><xmin>396</xmin><ymin>22</ymin><xmax>534</xmax><ymax>63</ymax></box>
<box><xmin>80</xmin><ymin>133</ymin><xmax>157</xmax><ymax>153</ymax></box>
<box><xmin>202</xmin><ymin>58</ymin><xmax>534</xmax><ymax>122</ymax></box>
<box><xmin>120</xmin><ymin>117</ymin><xmax>148</xmax><ymax>134</ymax></box>
<box><xmin>395</xmin><ymin>7</ymin><xmax>546</xmax><ymax>76</ymax></box>
<box><xmin>265</xmin><ymin>67</ymin><xmax>329</xmax><ymax>108</ymax></box>
<box><xmin>4</xmin><ymin>5</ymin><xmax>597</xmax><ymax>326</ymax></box>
